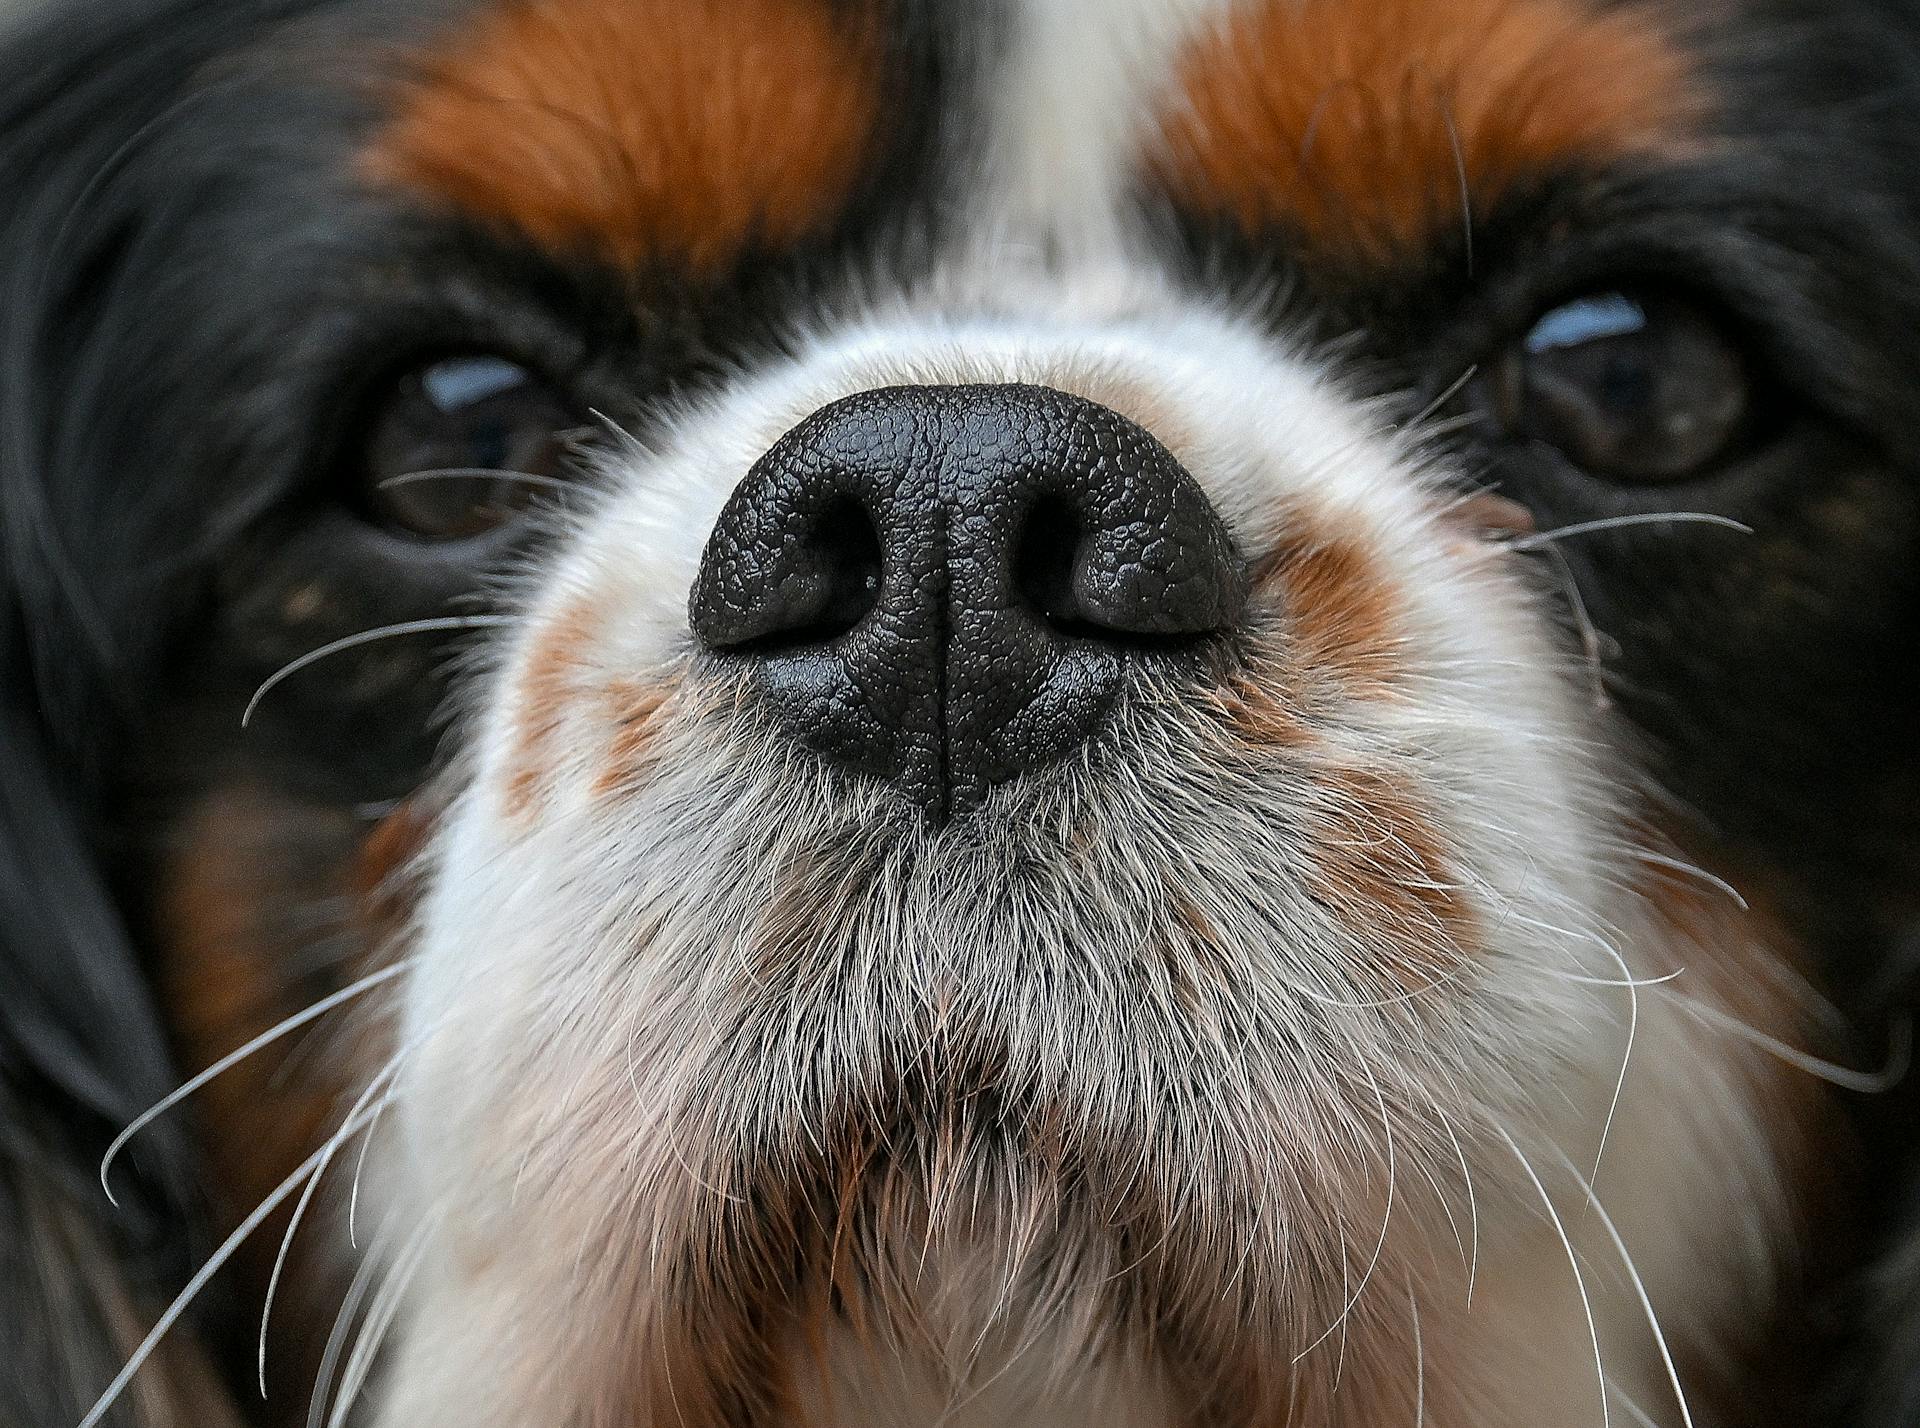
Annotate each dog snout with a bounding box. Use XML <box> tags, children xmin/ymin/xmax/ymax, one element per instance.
<box><xmin>690</xmin><ymin>382</ymin><xmax>1247</xmax><ymax>820</ymax></box>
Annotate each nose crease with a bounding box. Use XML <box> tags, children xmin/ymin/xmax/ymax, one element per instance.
<box><xmin>690</xmin><ymin>383</ymin><xmax>1247</xmax><ymax>821</ymax></box>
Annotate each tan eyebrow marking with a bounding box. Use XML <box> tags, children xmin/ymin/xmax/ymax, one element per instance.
<box><xmin>1153</xmin><ymin>0</ymin><xmax>1704</xmax><ymax>263</ymax></box>
<box><xmin>362</xmin><ymin>0</ymin><xmax>881</xmax><ymax>273</ymax></box>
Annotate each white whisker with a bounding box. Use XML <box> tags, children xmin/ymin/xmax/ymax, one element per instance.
<box><xmin>1431</xmin><ymin>1096</ymin><xmax>1480</xmax><ymax>1303</ymax></box>
<box><xmin>77</xmin><ymin>1094</ymin><xmax>392</xmax><ymax>1428</ymax></box>
<box><xmin>306</xmin><ymin>1207</ymin><xmax>411</xmax><ymax>1428</ymax></box>
<box><xmin>1538</xmin><ymin>543</ymin><xmax>1610</xmax><ymax>707</ymax></box>
<box><xmin>99</xmin><ymin>960</ymin><xmax>408</xmax><ymax>1206</ymax></box>
<box><xmin>1295</xmin><ymin>1053</ymin><xmax>1397</xmax><ymax>1363</ymax></box>
<box><xmin>1403</xmin><ymin>363</ymin><xmax>1479</xmax><ymax>433</ymax></box>
<box><xmin>1408</xmin><ymin>1273</ymin><xmax>1425</xmax><ymax>1428</ymax></box>
<box><xmin>1293</xmin><ymin>960</ymin><xmax>1467</xmax><ymax>1009</ymax></box>
<box><xmin>1586</xmin><ymin>940</ymin><xmax>1643</xmax><ymax>1210</ymax></box>
<box><xmin>242</xmin><ymin>616</ymin><xmax>514</xmax><ymax>728</ymax></box>
<box><xmin>259</xmin><ymin>1058</ymin><xmax>405</xmax><ymax>1396</ymax></box>
<box><xmin>347</xmin><ymin>1087</ymin><xmax>394</xmax><ymax>1250</ymax></box>
<box><xmin>1506</xmin><ymin>512</ymin><xmax>1752</xmax><ymax>551</ymax></box>
<box><xmin>1496</xmin><ymin>1123</ymin><xmax>1608</xmax><ymax>1428</ymax></box>
<box><xmin>1552</xmin><ymin>1147</ymin><xmax>1696</xmax><ymax>1428</ymax></box>
<box><xmin>1663</xmin><ymin>991</ymin><xmax>1912</xmax><ymax>1093</ymax></box>
<box><xmin>1613</xmin><ymin>1383</ymin><xmax>1664</xmax><ymax>1428</ymax></box>
<box><xmin>378</xmin><ymin>466</ymin><xmax>571</xmax><ymax>491</ymax></box>
<box><xmin>330</xmin><ymin>1212</ymin><xmax>435</xmax><ymax>1428</ymax></box>
<box><xmin>1631</xmin><ymin>850</ymin><xmax>1749</xmax><ymax>911</ymax></box>
<box><xmin>1554</xmin><ymin>968</ymin><xmax>1684</xmax><ymax>990</ymax></box>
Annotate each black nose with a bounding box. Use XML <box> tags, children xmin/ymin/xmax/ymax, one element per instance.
<box><xmin>690</xmin><ymin>383</ymin><xmax>1245</xmax><ymax>820</ymax></box>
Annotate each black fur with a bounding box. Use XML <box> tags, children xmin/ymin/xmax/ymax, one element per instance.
<box><xmin>0</xmin><ymin>2</ymin><xmax>319</xmax><ymax>1419</ymax></box>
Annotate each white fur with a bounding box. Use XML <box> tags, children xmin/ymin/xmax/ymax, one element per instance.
<box><xmin>972</xmin><ymin>0</ymin><xmax>1235</xmax><ymax>257</ymax></box>
<box><xmin>360</xmin><ymin>9</ymin><xmax>1792</xmax><ymax>1425</ymax></box>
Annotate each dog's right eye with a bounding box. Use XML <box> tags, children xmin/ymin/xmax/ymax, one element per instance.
<box><xmin>361</xmin><ymin>354</ymin><xmax>581</xmax><ymax>540</ymax></box>
<box><xmin>1471</xmin><ymin>290</ymin><xmax>1758</xmax><ymax>485</ymax></box>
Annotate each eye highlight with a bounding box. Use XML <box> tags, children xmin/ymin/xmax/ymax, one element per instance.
<box><xmin>361</xmin><ymin>354</ymin><xmax>580</xmax><ymax>540</ymax></box>
<box><xmin>1472</xmin><ymin>291</ymin><xmax>1754</xmax><ymax>484</ymax></box>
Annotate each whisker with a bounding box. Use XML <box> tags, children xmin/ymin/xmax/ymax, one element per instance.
<box><xmin>259</xmin><ymin>1057</ymin><xmax>406</xmax><ymax>1396</ymax></box>
<box><xmin>99</xmin><ymin>960</ymin><xmax>409</xmax><ymax>1206</ymax></box>
<box><xmin>77</xmin><ymin>1093</ymin><xmax>393</xmax><ymax>1428</ymax></box>
<box><xmin>242</xmin><ymin>616</ymin><xmax>515</xmax><ymax>728</ymax></box>
<box><xmin>1586</xmin><ymin>940</ymin><xmax>1644</xmax><ymax>1212</ymax></box>
<box><xmin>307</xmin><ymin>1010</ymin><xmax>460</xmax><ymax>1425</ymax></box>
<box><xmin>1413</xmin><ymin>1082</ymin><xmax>1466</xmax><ymax>1297</ymax></box>
<box><xmin>348</xmin><ymin>1087</ymin><xmax>395</xmax><ymax>1249</ymax></box>
<box><xmin>587</xmin><ymin>406</ymin><xmax>640</xmax><ymax>446</ymax></box>
<box><xmin>1632</xmin><ymin>848</ymin><xmax>1750</xmax><ymax>912</ymax></box>
<box><xmin>1538</xmin><ymin>543</ymin><xmax>1610</xmax><ymax>708</ymax></box>
<box><xmin>1495</xmin><ymin>1123</ymin><xmax>1608</xmax><ymax>1428</ymax></box>
<box><xmin>1293</xmin><ymin>959</ymin><xmax>1468</xmax><ymax>1009</ymax></box>
<box><xmin>1408</xmin><ymin>1148</ymin><xmax>1466</xmax><ymax>1269</ymax></box>
<box><xmin>1662</xmin><ymin>991</ymin><xmax>1912</xmax><ymax>1093</ymax></box>
<box><xmin>1614</xmin><ymin>1389</ymin><xmax>1664</xmax><ymax>1428</ymax></box>
<box><xmin>1551</xmin><ymin>1146</ymin><xmax>1696</xmax><ymax>1428</ymax></box>
<box><xmin>1414</xmin><ymin>409</ymin><xmax>1490</xmax><ymax>442</ymax></box>
<box><xmin>1495</xmin><ymin>904</ymin><xmax>1677</xmax><ymax>1040</ymax></box>
<box><xmin>1445</xmin><ymin>1109</ymin><xmax>1480</xmax><ymax>1303</ymax></box>
<box><xmin>1403</xmin><ymin>363</ymin><xmax>1479</xmax><ymax>434</ymax></box>
<box><xmin>306</xmin><ymin>1206</ymin><xmax>412</xmax><ymax>1428</ymax></box>
<box><xmin>1331</xmin><ymin>1231</ymin><xmax>1351</xmax><ymax>1392</ymax></box>
<box><xmin>377</xmin><ymin>467</ymin><xmax>572</xmax><ymax>491</ymax></box>
<box><xmin>1554</xmin><ymin>967</ymin><xmax>1685</xmax><ymax>991</ymax></box>
<box><xmin>330</xmin><ymin>1211</ymin><xmax>436</xmax><ymax>1428</ymax></box>
<box><xmin>1506</xmin><ymin>512</ymin><xmax>1753</xmax><ymax>552</ymax></box>
<box><xmin>1408</xmin><ymin>1273</ymin><xmax>1425</xmax><ymax>1428</ymax></box>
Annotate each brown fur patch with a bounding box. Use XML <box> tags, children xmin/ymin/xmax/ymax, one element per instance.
<box><xmin>153</xmin><ymin>784</ymin><xmax>406</xmax><ymax>1416</ymax></box>
<box><xmin>354</xmin><ymin>792</ymin><xmax>437</xmax><ymax>941</ymax></box>
<box><xmin>1155</xmin><ymin>0</ymin><xmax>1703</xmax><ymax>262</ymax></box>
<box><xmin>1212</xmin><ymin>663</ymin><xmax>1313</xmax><ymax>747</ymax></box>
<box><xmin>503</xmin><ymin>594</ymin><xmax>601</xmax><ymax>822</ymax></box>
<box><xmin>1257</xmin><ymin>524</ymin><xmax>1404</xmax><ymax>694</ymax></box>
<box><xmin>363</xmin><ymin>0</ymin><xmax>881</xmax><ymax>272</ymax></box>
<box><xmin>1211</xmin><ymin>526</ymin><xmax>1405</xmax><ymax>746</ymax></box>
<box><xmin>1304</xmin><ymin>764</ymin><xmax>1474</xmax><ymax>985</ymax></box>
<box><xmin>592</xmin><ymin>676</ymin><xmax>674</xmax><ymax>798</ymax></box>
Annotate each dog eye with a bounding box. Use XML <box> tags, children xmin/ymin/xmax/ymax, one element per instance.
<box><xmin>362</xmin><ymin>355</ymin><xmax>579</xmax><ymax>539</ymax></box>
<box><xmin>1475</xmin><ymin>292</ymin><xmax>1752</xmax><ymax>483</ymax></box>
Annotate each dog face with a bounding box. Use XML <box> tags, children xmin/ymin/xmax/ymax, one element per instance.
<box><xmin>4</xmin><ymin>1</ymin><xmax>1919</xmax><ymax>1426</ymax></box>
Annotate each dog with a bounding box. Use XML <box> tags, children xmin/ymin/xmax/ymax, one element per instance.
<box><xmin>4</xmin><ymin>0</ymin><xmax>1920</xmax><ymax>1423</ymax></box>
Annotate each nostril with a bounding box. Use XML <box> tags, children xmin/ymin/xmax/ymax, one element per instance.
<box><xmin>1014</xmin><ymin>488</ymin><xmax>1241</xmax><ymax>650</ymax></box>
<box><xmin>693</xmin><ymin>493</ymin><xmax>884</xmax><ymax>656</ymax></box>
<box><xmin>785</xmin><ymin>496</ymin><xmax>882</xmax><ymax>647</ymax></box>
<box><xmin>1013</xmin><ymin>493</ymin><xmax>1083</xmax><ymax>627</ymax></box>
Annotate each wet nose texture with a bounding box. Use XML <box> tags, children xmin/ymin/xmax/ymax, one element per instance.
<box><xmin>690</xmin><ymin>383</ymin><xmax>1246</xmax><ymax>822</ymax></box>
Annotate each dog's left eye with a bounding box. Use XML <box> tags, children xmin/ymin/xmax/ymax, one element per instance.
<box><xmin>1474</xmin><ymin>291</ymin><xmax>1753</xmax><ymax>483</ymax></box>
<box><xmin>361</xmin><ymin>354</ymin><xmax>579</xmax><ymax>540</ymax></box>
